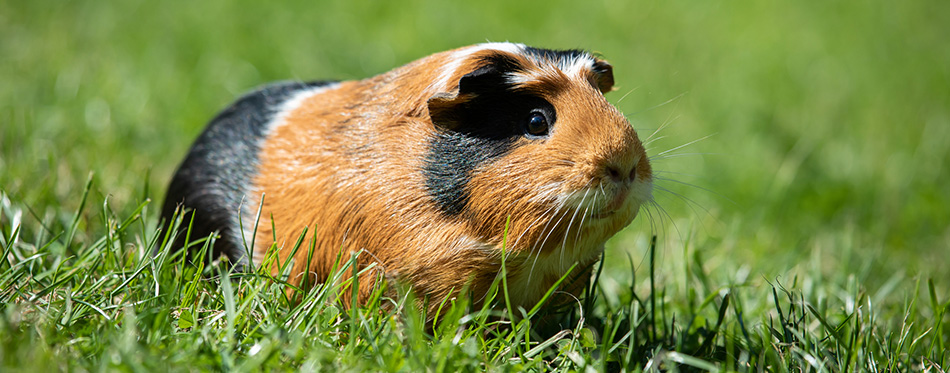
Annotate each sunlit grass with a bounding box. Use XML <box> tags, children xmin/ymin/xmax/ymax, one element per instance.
<box><xmin>2</xmin><ymin>0</ymin><xmax>948</xmax><ymax>370</ymax></box>
<box><xmin>2</xmin><ymin>183</ymin><xmax>946</xmax><ymax>370</ymax></box>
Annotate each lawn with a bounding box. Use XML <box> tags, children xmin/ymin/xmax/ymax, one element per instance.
<box><xmin>2</xmin><ymin>0</ymin><xmax>948</xmax><ymax>370</ymax></box>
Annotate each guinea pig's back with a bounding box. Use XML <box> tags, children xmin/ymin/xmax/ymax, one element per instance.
<box><xmin>160</xmin><ymin>80</ymin><xmax>337</xmax><ymax>267</ymax></box>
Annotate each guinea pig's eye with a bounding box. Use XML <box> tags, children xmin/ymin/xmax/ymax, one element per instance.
<box><xmin>525</xmin><ymin>111</ymin><xmax>549</xmax><ymax>137</ymax></box>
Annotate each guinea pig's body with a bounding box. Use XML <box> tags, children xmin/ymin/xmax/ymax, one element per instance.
<box><xmin>161</xmin><ymin>43</ymin><xmax>653</xmax><ymax>314</ymax></box>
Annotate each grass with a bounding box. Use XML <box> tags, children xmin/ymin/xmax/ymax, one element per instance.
<box><xmin>2</xmin><ymin>0</ymin><xmax>949</xmax><ymax>371</ymax></box>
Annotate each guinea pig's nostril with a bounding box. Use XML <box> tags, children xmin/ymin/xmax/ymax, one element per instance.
<box><xmin>605</xmin><ymin>164</ymin><xmax>637</xmax><ymax>184</ymax></box>
<box><xmin>606</xmin><ymin>166</ymin><xmax>623</xmax><ymax>182</ymax></box>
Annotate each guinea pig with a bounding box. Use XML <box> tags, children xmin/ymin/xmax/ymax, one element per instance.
<box><xmin>160</xmin><ymin>42</ymin><xmax>653</xmax><ymax>316</ymax></box>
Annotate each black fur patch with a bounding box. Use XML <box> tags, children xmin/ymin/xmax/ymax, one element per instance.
<box><xmin>160</xmin><ymin>80</ymin><xmax>336</xmax><ymax>267</ymax></box>
<box><xmin>423</xmin><ymin>58</ymin><xmax>555</xmax><ymax>216</ymax></box>
<box><xmin>424</xmin><ymin>130</ymin><xmax>518</xmax><ymax>216</ymax></box>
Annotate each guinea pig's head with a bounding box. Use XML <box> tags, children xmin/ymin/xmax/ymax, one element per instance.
<box><xmin>423</xmin><ymin>44</ymin><xmax>653</xmax><ymax>261</ymax></box>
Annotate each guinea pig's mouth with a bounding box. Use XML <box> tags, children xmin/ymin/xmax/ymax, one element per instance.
<box><xmin>589</xmin><ymin>210</ymin><xmax>617</xmax><ymax>220</ymax></box>
<box><xmin>586</xmin><ymin>189</ymin><xmax>631</xmax><ymax>220</ymax></box>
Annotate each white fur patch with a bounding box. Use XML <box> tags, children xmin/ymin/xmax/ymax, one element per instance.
<box><xmin>430</xmin><ymin>42</ymin><xmax>526</xmax><ymax>92</ymax></box>
<box><xmin>266</xmin><ymin>83</ymin><xmax>341</xmax><ymax>134</ymax></box>
<box><xmin>561</xmin><ymin>54</ymin><xmax>597</xmax><ymax>79</ymax></box>
<box><xmin>504</xmin><ymin>72</ymin><xmax>534</xmax><ymax>86</ymax></box>
<box><xmin>506</xmin><ymin>53</ymin><xmax>598</xmax><ymax>87</ymax></box>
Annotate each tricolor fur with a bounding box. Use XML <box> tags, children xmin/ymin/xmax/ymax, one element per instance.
<box><xmin>161</xmin><ymin>43</ymin><xmax>654</xmax><ymax>316</ymax></box>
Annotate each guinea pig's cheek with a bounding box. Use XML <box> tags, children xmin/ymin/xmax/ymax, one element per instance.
<box><xmin>631</xmin><ymin>178</ymin><xmax>655</xmax><ymax>207</ymax></box>
<box><xmin>625</xmin><ymin>180</ymin><xmax>654</xmax><ymax>218</ymax></box>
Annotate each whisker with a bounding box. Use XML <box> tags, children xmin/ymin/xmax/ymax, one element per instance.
<box><xmin>470</xmin><ymin>202</ymin><xmax>562</xmax><ymax>307</ymax></box>
<box><xmin>615</xmin><ymin>85</ymin><xmax>641</xmax><ymax>104</ymax></box>
<box><xmin>651</xmin><ymin>112</ymin><xmax>683</xmax><ymax>143</ymax></box>
<box><xmin>642</xmin><ymin>203</ymin><xmax>660</xmax><ymax>241</ymax></box>
<box><xmin>644</xmin><ymin>119</ymin><xmax>672</xmax><ymax>143</ymax></box>
<box><xmin>652</xmin><ymin>170</ymin><xmax>701</xmax><ymax>178</ymax></box>
<box><xmin>649</xmin><ymin>152</ymin><xmax>719</xmax><ymax>161</ymax></box>
<box><xmin>652</xmin><ymin>186</ymin><xmax>726</xmax><ymax>232</ymax></box>
<box><xmin>535</xmin><ymin>204</ymin><xmax>569</xmax><ymax>252</ymax></box>
<box><xmin>643</xmin><ymin>135</ymin><xmax>667</xmax><ymax>147</ymax></box>
<box><xmin>572</xmin><ymin>204</ymin><xmax>592</xmax><ymax>252</ymax></box>
<box><xmin>654</xmin><ymin>177</ymin><xmax>736</xmax><ymax>206</ymax></box>
<box><xmin>510</xmin><ymin>203</ymin><xmax>559</xmax><ymax>249</ymax></box>
<box><xmin>638</xmin><ymin>94</ymin><xmax>687</xmax><ymax>143</ymax></box>
<box><xmin>525</xmin><ymin>179</ymin><xmax>592</xmax><ymax>286</ymax></box>
<box><xmin>525</xmin><ymin>200</ymin><xmax>571</xmax><ymax>286</ymax></box>
<box><xmin>630</xmin><ymin>91</ymin><xmax>688</xmax><ymax>118</ymax></box>
<box><xmin>559</xmin><ymin>188</ymin><xmax>592</xmax><ymax>269</ymax></box>
<box><xmin>576</xmin><ymin>184</ymin><xmax>605</xmax><ymax>251</ymax></box>
<box><xmin>648</xmin><ymin>199</ymin><xmax>684</xmax><ymax>241</ymax></box>
<box><xmin>656</xmin><ymin>134</ymin><xmax>716</xmax><ymax>157</ymax></box>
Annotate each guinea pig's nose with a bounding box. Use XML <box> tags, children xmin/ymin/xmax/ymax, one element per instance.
<box><xmin>605</xmin><ymin>163</ymin><xmax>636</xmax><ymax>185</ymax></box>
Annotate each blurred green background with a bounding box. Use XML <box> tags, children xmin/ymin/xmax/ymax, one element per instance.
<box><xmin>2</xmin><ymin>0</ymin><xmax>948</xmax><ymax>289</ymax></box>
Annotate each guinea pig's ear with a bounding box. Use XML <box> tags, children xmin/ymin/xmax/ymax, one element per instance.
<box><xmin>426</xmin><ymin>91</ymin><xmax>462</xmax><ymax>130</ymax></box>
<box><xmin>427</xmin><ymin>64</ymin><xmax>506</xmax><ymax>130</ymax></box>
<box><xmin>591</xmin><ymin>59</ymin><xmax>615</xmax><ymax>94</ymax></box>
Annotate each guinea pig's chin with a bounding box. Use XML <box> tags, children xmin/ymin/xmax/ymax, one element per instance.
<box><xmin>585</xmin><ymin>201</ymin><xmax>641</xmax><ymax>227</ymax></box>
